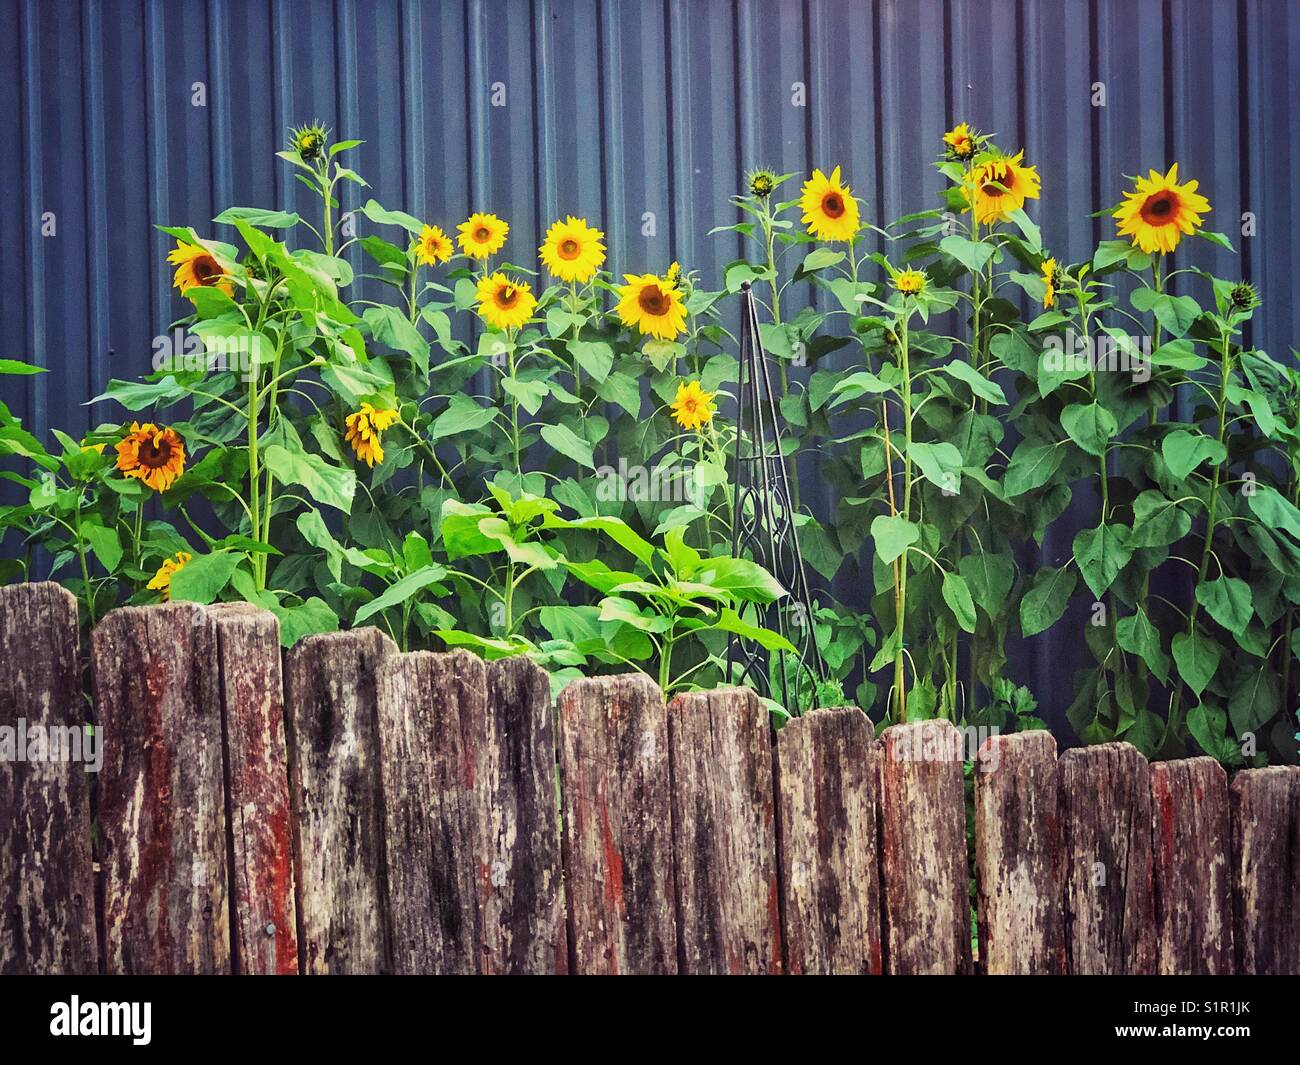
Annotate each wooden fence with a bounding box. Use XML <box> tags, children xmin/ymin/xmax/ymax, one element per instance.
<box><xmin>1</xmin><ymin>582</ymin><xmax>1297</xmax><ymax>975</ymax></box>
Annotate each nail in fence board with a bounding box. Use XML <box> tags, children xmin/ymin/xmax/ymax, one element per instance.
<box><xmin>878</xmin><ymin>720</ymin><xmax>972</xmax><ymax>975</ymax></box>
<box><xmin>93</xmin><ymin>603</ymin><xmax>230</xmax><ymax>974</ymax></box>
<box><xmin>284</xmin><ymin>628</ymin><xmax>396</xmax><ymax>974</ymax></box>
<box><xmin>558</xmin><ymin>674</ymin><xmax>676</xmax><ymax>974</ymax></box>
<box><xmin>1230</xmin><ymin>765</ymin><xmax>1300</xmax><ymax>975</ymax></box>
<box><xmin>668</xmin><ymin>688</ymin><xmax>782</xmax><ymax>975</ymax></box>
<box><xmin>0</xmin><ymin>583</ymin><xmax>97</xmax><ymax>974</ymax></box>
<box><xmin>1150</xmin><ymin>757</ymin><xmax>1234</xmax><ymax>974</ymax></box>
<box><xmin>774</xmin><ymin>706</ymin><xmax>881</xmax><ymax>974</ymax></box>
<box><xmin>1059</xmin><ymin>742</ymin><xmax>1155</xmax><ymax>974</ymax></box>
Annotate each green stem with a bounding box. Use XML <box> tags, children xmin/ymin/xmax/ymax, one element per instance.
<box><xmin>73</xmin><ymin>491</ymin><xmax>97</xmax><ymax>626</ymax></box>
<box><xmin>893</xmin><ymin>312</ymin><xmax>913</xmax><ymax>720</ymax></box>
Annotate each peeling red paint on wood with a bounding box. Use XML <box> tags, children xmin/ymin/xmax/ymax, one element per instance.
<box><xmin>1230</xmin><ymin>765</ymin><xmax>1300</xmax><ymax>975</ymax></box>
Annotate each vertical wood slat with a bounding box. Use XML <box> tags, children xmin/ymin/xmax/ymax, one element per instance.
<box><xmin>878</xmin><ymin>720</ymin><xmax>972</xmax><ymax>975</ymax></box>
<box><xmin>559</xmin><ymin>673</ymin><xmax>676</xmax><ymax>975</ymax></box>
<box><xmin>975</xmin><ymin>730</ymin><xmax>1064</xmax><ymax>975</ymax></box>
<box><xmin>1060</xmin><ymin>742</ymin><xmax>1155</xmax><ymax>975</ymax></box>
<box><xmin>668</xmin><ymin>687</ymin><xmax>782</xmax><ymax>975</ymax></box>
<box><xmin>1150</xmin><ymin>757</ymin><xmax>1234</xmax><ymax>974</ymax></box>
<box><xmin>283</xmin><ymin>627</ymin><xmax>396</xmax><ymax>975</ymax></box>
<box><xmin>0</xmin><ymin>582</ymin><xmax>97</xmax><ymax>974</ymax></box>
<box><xmin>1230</xmin><ymin>765</ymin><xmax>1300</xmax><ymax>975</ymax></box>
<box><xmin>774</xmin><ymin>706</ymin><xmax>881</xmax><ymax>975</ymax></box>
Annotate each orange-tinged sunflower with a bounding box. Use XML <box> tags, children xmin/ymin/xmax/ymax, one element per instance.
<box><xmin>964</xmin><ymin>150</ymin><xmax>1041</xmax><ymax>225</ymax></box>
<box><xmin>943</xmin><ymin>122</ymin><xmax>978</xmax><ymax>161</ymax></box>
<box><xmin>671</xmin><ymin>380</ymin><xmax>716</xmax><ymax>432</ymax></box>
<box><xmin>457</xmin><ymin>213</ymin><xmax>509</xmax><ymax>260</ymax></box>
<box><xmin>147</xmin><ymin>551</ymin><xmax>193</xmax><ymax>602</ymax></box>
<box><xmin>894</xmin><ymin>269</ymin><xmax>927</xmax><ymax>296</ymax></box>
<box><xmin>414</xmin><ymin>224</ymin><xmax>453</xmax><ymax>266</ymax></box>
<box><xmin>616</xmin><ymin>271</ymin><xmax>688</xmax><ymax>341</ymax></box>
<box><xmin>344</xmin><ymin>403</ymin><xmax>399</xmax><ymax>469</ymax></box>
<box><xmin>476</xmin><ymin>273</ymin><xmax>538</xmax><ymax>331</ymax></box>
<box><xmin>1041</xmin><ymin>257</ymin><xmax>1059</xmax><ymax>309</ymax></box>
<box><xmin>115</xmin><ymin>422</ymin><xmax>186</xmax><ymax>492</ymax></box>
<box><xmin>1113</xmin><ymin>164</ymin><xmax>1211</xmax><ymax>255</ymax></box>
<box><xmin>167</xmin><ymin>241</ymin><xmax>234</xmax><ymax>297</ymax></box>
<box><xmin>540</xmin><ymin>216</ymin><xmax>606</xmax><ymax>283</ymax></box>
<box><xmin>799</xmin><ymin>166</ymin><xmax>861</xmax><ymax>242</ymax></box>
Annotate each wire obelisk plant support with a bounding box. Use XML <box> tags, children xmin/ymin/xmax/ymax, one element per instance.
<box><xmin>727</xmin><ymin>282</ymin><xmax>827</xmax><ymax>712</ymax></box>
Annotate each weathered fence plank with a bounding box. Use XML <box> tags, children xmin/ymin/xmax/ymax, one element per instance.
<box><xmin>93</xmin><ymin>602</ymin><xmax>229</xmax><ymax>974</ymax></box>
<box><xmin>1059</xmin><ymin>742</ymin><xmax>1154</xmax><ymax>974</ymax></box>
<box><xmin>1150</xmin><ymin>757</ymin><xmax>1233</xmax><ymax>974</ymax></box>
<box><xmin>878</xmin><ymin>720</ymin><xmax>972</xmax><ymax>975</ymax></box>
<box><xmin>774</xmin><ymin>706</ymin><xmax>881</xmax><ymax>975</ymax></box>
<box><xmin>1230</xmin><ymin>765</ymin><xmax>1300</xmax><ymax>975</ymax></box>
<box><xmin>975</xmin><ymin>730</ymin><xmax>1064</xmax><ymax>975</ymax></box>
<box><xmin>284</xmin><ymin>627</ymin><xmax>396</xmax><ymax>975</ymax></box>
<box><xmin>668</xmin><ymin>687</ymin><xmax>782</xmax><ymax>975</ymax></box>
<box><xmin>208</xmin><ymin>604</ymin><xmax>297</xmax><ymax>975</ymax></box>
<box><xmin>559</xmin><ymin>674</ymin><xmax>676</xmax><ymax>974</ymax></box>
<box><xmin>0</xmin><ymin>583</ymin><xmax>97</xmax><ymax>974</ymax></box>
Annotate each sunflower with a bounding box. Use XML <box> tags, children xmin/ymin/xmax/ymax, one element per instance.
<box><xmin>457</xmin><ymin>213</ymin><xmax>509</xmax><ymax>260</ymax></box>
<box><xmin>476</xmin><ymin>273</ymin><xmax>538</xmax><ymax>331</ymax></box>
<box><xmin>1229</xmin><ymin>281</ymin><xmax>1260</xmax><ymax>313</ymax></box>
<box><xmin>1040</xmin><ymin>257</ymin><xmax>1059</xmax><ymax>309</ymax></box>
<box><xmin>344</xmin><ymin>403</ymin><xmax>400</xmax><ymax>469</ymax></box>
<box><xmin>747</xmin><ymin>168</ymin><xmax>778</xmax><ymax>199</ymax></box>
<box><xmin>1113</xmin><ymin>164</ymin><xmax>1211</xmax><ymax>255</ymax></box>
<box><xmin>287</xmin><ymin>121</ymin><xmax>328</xmax><ymax>161</ymax></box>
<box><xmin>894</xmin><ymin>269</ymin><xmax>927</xmax><ymax>296</ymax></box>
<box><xmin>799</xmin><ymin>166</ymin><xmax>861</xmax><ymax>242</ymax></box>
<box><xmin>616</xmin><ymin>271</ymin><xmax>688</xmax><ymax>341</ymax></box>
<box><xmin>167</xmin><ymin>242</ymin><xmax>234</xmax><ymax>297</ymax></box>
<box><xmin>943</xmin><ymin>123</ymin><xmax>979</xmax><ymax>162</ymax></box>
<box><xmin>964</xmin><ymin>150</ymin><xmax>1041</xmax><ymax>225</ymax></box>
<box><xmin>147</xmin><ymin>551</ymin><xmax>193</xmax><ymax>602</ymax></box>
<box><xmin>539</xmin><ymin>216</ymin><xmax>606</xmax><ymax>283</ymax></box>
<box><xmin>115</xmin><ymin>423</ymin><xmax>186</xmax><ymax>492</ymax></box>
<box><xmin>671</xmin><ymin>380</ymin><xmax>716</xmax><ymax>432</ymax></box>
<box><xmin>414</xmin><ymin>224</ymin><xmax>453</xmax><ymax>266</ymax></box>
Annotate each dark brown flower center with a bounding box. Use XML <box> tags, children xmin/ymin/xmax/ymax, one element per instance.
<box><xmin>193</xmin><ymin>255</ymin><xmax>222</xmax><ymax>284</ymax></box>
<box><xmin>821</xmin><ymin>192</ymin><xmax>844</xmax><ymax>218</ymax></box>
<box><xmin>138</xmin><ymin>436</ymin><xmax>174</xmax><ymax>469</ymax></box>
<box><xmin>1140</xmin><ymin>191</ymin><xmax>1179</xmax><ymax>225</ymax></box>
<box><xmin>638</xmin><ymin>285</ymin><xmax>669</xmax><ymax>315</ymax></box>
<box><xmin>475</xmin><ymin>227</ymin><xmax>491</xmax><ymax>242</ymax></box>
<box><xmin>558</xmin><ymin>238</ymin><xmax>581</xmax><ymax>260</ymax></box>
<box><xmin>495</xmin><ymin>285</ymin><xmax>519</xmax><ymax>309</ymax></box>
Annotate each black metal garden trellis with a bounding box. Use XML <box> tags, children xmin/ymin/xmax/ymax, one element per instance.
<box><xmin>726</xmin><ymin>282</ymin><xmax>827</xmax><ymax>711</ymax></box>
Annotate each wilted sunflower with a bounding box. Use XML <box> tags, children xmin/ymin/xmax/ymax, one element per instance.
<box><xmin>147</xmin><ymin>551</ymin><xmax>193</xmax><ymax>602</ymax></box>
<box><xmin>167</xmin><ymin>241</ymin><xmax>234</xmax><ymax>297</ymax></box>
<box><xmin>894</xmin><ymin>269</ymin><xmax>927</xmax><ymax>296</ymax></box>
<box><xmin>287</xmin><ymin>121</ymin><xmax>329</xmax><ymax>161</ymax></box>
<box><xmin>115</xmin><ymin>422</ymin><xmax>186</xmax><ymax>492</ymax></box>
<box><xmin>943</xmin><ymin>122</ymin><xmax>980</xmax><ymax>162</ymax></box>
<box><xmin>414</xmin><ymin>224</ymin><xmax>453</xmax><ymax>266</ymax></box>
<box><xmin>799</xmin><ymin>166</ymin><xmax>861</xmax><ymax>242</ymax></box>
<box><xmin>964</xmin><ymin>150</ymin><xmax>1041</xmax><ymax>225</ymax></box>
<box><xmin>457</xmin><ymin>213</ymin><xmax>509</xmax><ymax>260</ymax></box>
<box><xmin>344</xmin><ymin>403</ymin><xmax>399</xmax><ymax>469</ymax></box>
<box><xmin>1040</xmin><ymin>257</ymin><xmax>1059</xmax><ymax>309</ymax></box>
<box><xmin>1113</xmin><ymin>164</ymin><xmax>1211</xmax><ymax>255</ymax></box>
<box><xmin>616</xmin><ymin>271</ymin><xmax>688</xmax><ymax>341</ymax></box>
<box><xmin>476</xmin><ymin>273</ymin><xmax>538</xmax><ymax>331</ymax></box>
<box><xmin>539</xmin><ymin>216</ymin><xmax>606</xmax><ymax>283</ymax></box>
<box><xmin>671</xmin><ymin>380</ymin><xmax>716</xmax><ymax>431</ymax></box>
<box><xmin>1229</xmin><ymin>281</ymin><xmax>1260</xmax><ymax>313</ymax></box>
<box><xmin>746</xmin><ymin>168</ymin><xmax>778</xmax><ymax>199</ymax></box>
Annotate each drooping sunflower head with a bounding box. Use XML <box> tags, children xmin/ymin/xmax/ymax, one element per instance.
<box><xmin>167</xmin><ymin>241</ymin><xmax>234</xmax><ymax>297</ymax></box>
<box><xmin>475</xmin><ymin>272</ymin><xmax>538</xmax><ymax>332</ymax></box>
<box><xmin>457</xmin><ymin>213</ymin><xmax>509</xmax><ymax>260</ymax></box>
<box><xmin>746</xmin><ymin>168</ymin><xmax>779</xmax><ymax>200</ymax></box>
<box><xmin>115</xmin><ymin>422</ymin><xmax>186</xmax><ymax>492</ymax></box>
<box><xmin>671</xmin><ymin>380</ymin><xmax>717</xmax><ymax>432</ymax></box>
<box><xmin>344</xmin><ymin>403</ymin><xmax>400</xmax><ymax>469</ymax></box>
<box><xmin>1229</xmin><ymin>281</ymin><xmax>1261</xmax><ymax>314</ymax></box>
<box><xmin>894</xmin><ymin>269</ymin><xmax>927</xmax><ymax>297</ymax></box>
<box><xmin>1040</xmin><ymin>257</ymin><xmax>1059</xmax><ymax>309</ymax></box>
<box><xmin>1113</xmin><ymin>164</ymin><xmax>1211</xmax><ymax>255</ymax></box>
<box><xmin>943</xmin><ymin>122</ymin><xmax>983</xmax><ymax>162</ymax></box>
<box><xmin>146</xmin><ymin>551</ymin><xmax>193</xmax><ymax>603</ymax></box>
<box><xmin>413</xmin><ymin>224</ymin><xmax>453</xmax><ymax>267</ymax></box>
<box><xmin>539</xmin><ymin>216</ymin><xmax>607</xmax><ymax>283</ymax></box>
<box><xmin>287</xmin><ymin>121</ymin><xmax>329</xmax><ymax>161</ymax></box>
<box><xmin>799</xmin><ymin>166</ymin><xmax>861</xmax><ymax>242</ymax></box>
<box><xmin>964</xmin><ymin>150</ymin><xmax>1041</xmax><ymax>225</ymax></box>
<box><xmin>616</xmin><ymin>271</ymin><xmax>688</xmax><ymax>341</ymax></box>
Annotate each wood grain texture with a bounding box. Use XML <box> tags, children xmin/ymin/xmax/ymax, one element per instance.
<box><xmin>558</xmin><ymin>673</ymin><xmax>676</xmax><ymax>974</ymax></box>
<box><xmin>0</xmin><ymin>583</ymin><xmax>97</xmax><ymax>974</ymax></box>
<box><xmin>1059</xmin><ymin>742</ymin><xmax>1154</xmax><ymax>974</ymax></box>
<box><xmin>1230</xmin><ymin>765</ymin><xmax>1300</xmax><ymax>975</ymax></box>
<box><xmin>668</xmin><ymin>687</ymin><xmax>782</xmax><ymax>975</ymax></box>
<box><xmin>774</xmin><ymin>706</ymin><xmax>881</xmax><ymax>974</ymax></box>
<box><xmin>283</xmin><ymin>627</ymin><xmax>396</xmax><ymax>974</ymax></box>
<box><xmin>877</xmin><ymin>720</ymin><xmax>971</xmax><ymax>975</ymax></box>
<box><xmin>93</xmin><ymin>602</ymin><xmax>229</xmax><ymax>974</ymax></box>
<box><xmin>1150</xmin><ymin>757</ymin><xmax>1233</xmax><ymax>974</ymax></box>
<box><xmin>974</xmin><ymin>730</ymin><xmax>1064</xmax><ymax>975</ymax></box>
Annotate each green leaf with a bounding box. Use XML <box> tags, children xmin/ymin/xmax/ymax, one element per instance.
<box><xmin>1116</xmin><ymin>608</ymin><xmax>1170</xmax><ymax>684</ymax></box>
<box><xmin>939</xmin><ymin>234</ymin><xmax>996</xmax><ymax>273</ymax></box>
<box><xmin>712</xmin><ymin>607</ymin><xmax>797</xmax><ymax>652</ymax></box>
<box><xmin>568</xmin><ymin>340</ymin><xmax>614</xmax><ymax>383</ymax></box>
<box><xmin>1228</xmin><ymin>667</ymin><xmax>1280</xmax><ymax>737</ymax></box>
<box><xmin>214</xmin><ymin>206</ymin><xmax>301</xmax><ymax>229</ymax></box>
<box><xmin>263</xmin><ymin>445</ymin><xmax>356</xmax><ymax>513</ymax></box>
<box><xmin>698</xmin><ymin>556</ymin><xmax>787</xmax><ymax>603</ymax></box>
<box><xmin>169</xmin><ymin>551</ymin><xmax>241</xmax><ymax>605</ymax></box>
<box><xmin>1003</xmin><ymin>440</ymin><xmax>1064</xmax><ymax>497</ymax></box>
<box><xmin>870</xmin><ymin>515</ymin><xmax>919</xmax><ymax>565</ymax></box>
<box><xmin>1161</xmin><ymin>429</ymin><xmax>1226</xmax><ymax>479</ymax></box>
<box><xmin>799</xmin><ymin>247</ymin><xmax>846</xmax><ymax>274</ymax></box>
<box><xmin>1187</xmin><ymin>703</ymin><xmax>1233</xmax><ymax>762</ymax></box>
<box><xmin>540</xmin><ymin>423</ymin><xmax>596</xmax><ymax>470</ymax></box>
<box><xmin>82</xmin><ymin>523</ymin><xmax>123</xmax><ymax>572</ymax></box>
<box><xmin>1171</xmin><ymin>629</ymin><xmax>1221</xmax><ymax>698</ymax></box>
<box><xmin>941</xmin><ymin>571</ymin><xmax>977</xmax><ymax>633</ymax></box>
<box><xmin>429</xmin><ymin>394</ymin><xmax>496</xmax><ymax>442</ymax></box>
<box><xmin>958</xmin><ymin>551</ymin><xmax>1015</xmax><ymax>617</ymax></box>
<box><xmin>1060</xmin><ymin>402</ymin><xmax>1118</xmax><ymax>457</ymax></box>
<box><xmin>595</xmin><ymin>371</ymin><xmax>641</xmax><ymax>418</ymax></box>
<box><xmin>544</xmin><ymin>514</ymin><xmax>656</xmax><ymax>567</ymax></box>
<box><xmin>1020</xmin><ymin>565</ymin><xmax>1077</xmax><ymax>637</ymax></box>
<box><xmin>937</xmin><ymin>360</ymin><xmax>1006</xmax><ymax>404</ymax></box>
<box><xmin>501</xmin><ymin>376</ymin><xmax>548</xmax><ymax>416</ymax></box>
<box><xmin>1128</xmin><ymin>490</ymin><xmax>1190</xmax><ymax>549</ymax></box>
<box><xmin>354</xmin><ymin>565</ymin><xmax>449</xmax><ymax>624</ymax></box>
<box><xmin>1092</xmin><ymin>240</ymin><xmax>1134</xmax><ymax>271</ymax></box>
<box><xmin>359</xmin><ymin>198</ymin><xmax>425</xmax><ymax>235</ymax></box>
<box><xmin>1247</xmin><ymin>485</ymin><xmax>1300</xmax><ymax>542</ymax></box>
<box><xmin>1130</xmin><ymin>288</ymin><xmax>1201</xmax><ymax>337</ymax></box>
<box><xmin>1073</xmin><ymin>524</ymin><xmax>1132</xmax><ymax>599</ymax></box>
<box><xmin>830</xmin><ymin>370</ymin><xmax>893</xmax><ymax>405</ymax></box>
<box><xmin>270</xmin><ymin>597</ymin><xmax>339</xmax><ymax>647</ymax></box>
<box><xmin>908</xmin><ymin>441</ymin><xmax>963</xmax><ymax>494</ymax></box>
<box><xmin>0</xmin><ymin>359</ymin><xmax>46</xmax><ymax>375</ymax></box>
<box><xmin>1195</xmin><ymin>576</ymin><xmax>1253</xmax><ymax>637</ymax></box>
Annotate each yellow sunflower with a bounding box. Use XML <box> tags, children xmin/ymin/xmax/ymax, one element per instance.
<box><xmin>943</xmin><ymin>123</ymin><xmax>977</xmax><ymax>161</ymax></box>
<box><xmin>894</xmin><ymin>269</ymin><xmax>927</xmax><ymax>296</ymax></box>
<box><xmin>344</xmin><ymin>403</ymin><xmax>400</xmax><ymax>469</ymax></box>
<box><xmin>964</xmin><ymin>150</ymin><xmax>1041</xmax><ymax>225</ymax></box>
<box><xmin>1113</xmin><ymin>164</ymin><xmax>1211</xmax><ymax>255</ymax></box>
<box><xmin>115</xmin><ymin>422</ymin><xmax>186</xmax><ymax>492</ymax></box>
<box><xmin>616</xmin><ymin>271</ymin><xmax>687</xmax><ymax>341</ymax></box>
<box><xmin>414</xmin><ymin>224</ymin><xmax>453</xmax><ymax>266</ymax></box>
<box><xmin>671</xmin><ymin>381</ymin><xmax>716</xmax><ymax>432</ymax></box>
<box><xmin>457</xmin><ymin>213</ymin><xmax>509</xmax><ymax>260</ymax></box>
<box><xmin>540</xmin><ymin>216</ymin><xmax>606</xmax><ymax>283</ymax></box>
<box><xmin>147</xmin><ymin>551</ymin><xmax>193</xmax><ymax>602</ymax></box>
<box><xmin>799</xmin><ymin>166</ymin><xmax>861</xmax><ymax>242</ymax></box>
<box><xmin>475</xmin><ymin>273</ymin><xmax>537</xmax><ymax>331</ymax></box>
<box><xmin>1041</xmin><ymin>257</ymin><xmax>1059</xmax><ymax>309</ymax></box>
<box><xmin>167</xmin><ymin>241</ymin><xmax>234</xmax><ymax>297</ymax></box>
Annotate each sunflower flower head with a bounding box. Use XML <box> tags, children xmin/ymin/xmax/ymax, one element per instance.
<box><xmin>1229</xmin><ymin>281</ymin><xmax>1261</xmax><ymax>313</ymax></box>
<box><xmin>414</xmin><ymin>224</ymin><xmax>453</xmax><ymax>267</ymax></box>
<box><xmin>746</xmin><ymin>168</ymin><xmax>778</xmax><ymax>200</ymax></box>
<box><xmin>1040</xmin><ymin>257</ymin><xmax>1060</xmax><ymax>309</ymax></box>
<box><xmin>964</xmin><ymin>150</ymin><xmax>1041</xmax><ymax>225</ymax></box>
<box><xmin>115</xmin><ymin>422</ymin><xmax>186</xmax><ymax>492</ymax></box>
<box><xmin>616</xmin><ymin>271</ymin><xmax>688</xmax><ymax>341</ymax></box>
<box><xmin>344</xmin><ymin>403</ymin><xmax>399</xmax><ymax>469</ymax></box>
<box><xmin>288</xmin><ymin>121</ymin><xmax>329</xmax><ymax>162</ymax></box>
<box><xmin>799</xmin><ymin>166</ymin><xmax>861</xmax><ymax>242</ymax></box>
<box><xmin>539</xmin><ymin>216</ymin><xmax>607</xmax><ymax>283</ymax></box>
<box><xmin>457</xmin><ymin>213</ymin><xmax>509</xmax><ymax>260</ymax></box>
<box><xmin>943</xmin><ymin>122</ymin><xmax>983</xmax><ymax>162</ymax></box>
<box><xmin>894</xmin><ymin>269</ymin><xmax>927</xmax><ymax>297</ymax></box>
<box><xmin>671</xmin><ymin>380</ymin><xmax>716</xmax><ymax>432</ymax></box>
<box><xmin>1113</xmin><ymin>164</ymin><xmax>1211</xmax><ymax>255</ymax></box>
<box><xmin>167</xmin><ymin>241</ymin><xmax>234</xmax><ymax>298</ymax></box>
<box><xmin>147</xmin><ymin>551</ymin><xmax>193</xmax><ymax>603</ymax></box>
<box><xmin>476</xmin><ymin>273</ymin><xmax>537</xmax><ymax>332</ymax></box>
